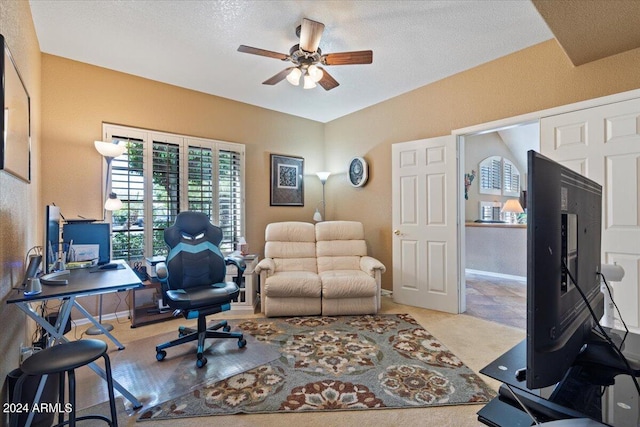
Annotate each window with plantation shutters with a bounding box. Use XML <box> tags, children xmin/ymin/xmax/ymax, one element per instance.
<box><xmin>216</xmin><ymin>148</ymin><xmax>243</xmax><ymax>253</ymax></box>
<box><xmin>502</xmin><ymin>158</ymin><xmax>520</xmax><ymax>197</ymax></box>
<box><xmin>478</xmin><ymin>155</ymin><xmax>521</xmax><ymax>197</ymax></box>
<box><xmin>104</xmin><ymin>124</ymin><xmax>245</xmax><ymax>262</ymax></box>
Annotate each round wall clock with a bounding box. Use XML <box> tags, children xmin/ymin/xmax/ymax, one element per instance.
<box><xmin>348</xmin><ymin>156</ymin><xmax>368</xmax><ymax>187</ymax></box>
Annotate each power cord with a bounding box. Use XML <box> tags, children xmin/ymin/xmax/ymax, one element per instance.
<box><xmin>562</xmin><ymin>261</ymin><xmax>640</xmax><ymax>396</ymax></box>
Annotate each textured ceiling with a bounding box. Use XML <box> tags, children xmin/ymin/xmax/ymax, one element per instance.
<box><xmin>29</xmin><ymin>0</ymin><xmax>554</xmax><ymax>123</ymax></box>
<box><xmin>532</xmin><ymin>0</ymin><xmax>640</xmax><ymax>66</ymax></box>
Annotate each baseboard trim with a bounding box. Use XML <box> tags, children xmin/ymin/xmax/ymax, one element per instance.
<box><xmin>465</xmin><ymin>269</ymin><xmax>526</xmax><ymax>282</ymax></box>
<box><xmin>72</xmin><ymin>310</ymin><xmax>131</xmax><ymax>327</ymax></box>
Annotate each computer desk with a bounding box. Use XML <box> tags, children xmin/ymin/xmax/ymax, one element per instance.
<box><xmin>6</xmin><ymin>260</ymin><xmax>143</xmax><ymax>409</ymax></box>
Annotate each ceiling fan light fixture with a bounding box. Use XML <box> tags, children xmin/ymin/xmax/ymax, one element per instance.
<box><xmin>308</xmin><ymin>64</ymin><xmax>323</xmax><ymax>82</ymax></box>
<box><xmin>303</xmin><ymin>72</ymin><xmax>317</xmax><ymax>89</ymax></box>
<box><xmin>286</xmin><ymin>67</ymin><xmax>302</xmax><ymax>86</ymax></box>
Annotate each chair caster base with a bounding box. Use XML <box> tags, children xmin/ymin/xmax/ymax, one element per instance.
<box><xmin>196</xmin><ymin>356</ymin><xmax>207</xmax><ymax>368</ymax></box>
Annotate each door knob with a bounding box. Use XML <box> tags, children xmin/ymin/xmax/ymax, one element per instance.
<box><xmin>393</xmin><ymin>229</ymin><xmax>401</xmax><ymax>235</ymax></box>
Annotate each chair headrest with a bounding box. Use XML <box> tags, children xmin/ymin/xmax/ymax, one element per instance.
<box><xmin>165</xmin><ymin>211</ymin><xmax>222</xmax><ymax>248</ymax></box>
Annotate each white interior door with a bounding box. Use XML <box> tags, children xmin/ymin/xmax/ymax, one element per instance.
<box><xmin>540</xmin><ymin>97</ymin><xmax>640</xmax><ymax>333</ymax></box>
<box><xmin>392</xmin><ymin>136</ymin><xmax>460</xmax><ymax>313</ymax></box>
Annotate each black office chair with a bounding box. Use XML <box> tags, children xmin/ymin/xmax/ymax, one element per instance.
<box><xmin>155</xmin><ymin>211</ymin><xmax>247</xmax><ymax>368</ymax></box>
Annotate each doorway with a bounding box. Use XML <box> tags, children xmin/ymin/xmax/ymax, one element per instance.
<box><xmin>459</xmin><ymin>122</ymin><xmax>539</xmax><ymax>327</ymax></box>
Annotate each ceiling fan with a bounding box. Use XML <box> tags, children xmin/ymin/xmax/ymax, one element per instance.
<box><xmin>237</xmin><ymin>18</ymin><xmax>373</xmax><ymax>91</ymax></box>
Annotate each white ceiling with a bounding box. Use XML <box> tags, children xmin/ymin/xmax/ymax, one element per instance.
<box><xmin>29</xmin><ymin>0</ymin><xmax>553</xmax><ymax>123</ymax></box>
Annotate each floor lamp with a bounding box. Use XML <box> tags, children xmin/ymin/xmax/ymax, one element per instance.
<box><xmin>87</xmin><ymin>141</ymin><xmax>126</xmax><ymax>335</ymax></box>
<box><xmin>313</xmin><ymin>172</ymin><xmax>331</xmax><ymax>222</ymax></box>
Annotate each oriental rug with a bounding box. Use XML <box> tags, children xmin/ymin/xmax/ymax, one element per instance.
<box><xmin>137</xmin><ymin>314</ymin><xmax>495</xmax><ymax>421</ymax></box>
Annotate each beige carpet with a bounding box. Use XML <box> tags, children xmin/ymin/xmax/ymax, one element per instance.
<box><xmin>73</xmin><ymin>297</ymin><xmax>524</xmax><ymax>426</ymax></box>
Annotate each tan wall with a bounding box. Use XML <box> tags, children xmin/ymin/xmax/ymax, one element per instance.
<box><xmin>41</xmin><ymin>54</ymin><xmax>325</xmax><ymax>316</ymax></box>
<box><xmin>18</xmin><ymin>19</ymin><xmax>640</xmax><ymax>325</ymax></box>
<box><xmin>324</xmin><ymin>40</ymin><xmax>640</xmax><ymax>288</ymax></box>
<box><xmin>0</xmin><ymin>0</ymin><xmax>42</xmax><ymax>409</ymax></box>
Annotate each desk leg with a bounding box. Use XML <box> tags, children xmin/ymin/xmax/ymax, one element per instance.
<box><xmin>13</xmin><ymin>301</ymin><xmax>143</xmax><ymax>410</ymax></box>
<box><xmin>86</xmin><ymin>360</ymin><xmax>142</xmax><ymax>409</ymax></box>
<box><xmin>17</xmin><ymin>300</ymin><xmax>73</xmax><ymax>344</ymax></box>
<box><xmin>72</xmin><ymin>300</ymin><xmax>125</xmax><ymax>350</ymax></box>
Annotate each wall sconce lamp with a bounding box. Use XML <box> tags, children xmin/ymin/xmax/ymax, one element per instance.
<box><xmin>501</xmin><ymin>198</ymin><xmax>524</xmax><ymax>224</ymax></box>
<box><xmin>313</xmin><ymin>171</ymin><xmax>331</xmax><ymax>222</ymax></box>
<box><xmin>94</xmin><ymin>140</ymin><xmax>126</xmax><ymax>215</ymax></box>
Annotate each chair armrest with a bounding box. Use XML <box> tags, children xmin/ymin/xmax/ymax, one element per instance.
<box><xmin>255</xmin><ymin>258</ymin><xmax>275</xmax><ymax>276</ymax></box>
<box><xmin>225</xmin><ymin>255</ymin><xmax>246</xmax><ymax>275</ymax></box>
<box><xmin>360</xmin><ymin>256</ymin><xmax>386</xmax><ymax>277</ymax></box>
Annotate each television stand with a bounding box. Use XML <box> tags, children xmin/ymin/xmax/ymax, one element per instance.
<box><xmin>477</xmin><ymin>332</ymin><xmax>640</xmax><ymax>426</ymax></box>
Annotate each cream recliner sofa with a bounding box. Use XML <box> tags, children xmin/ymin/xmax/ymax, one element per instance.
<box><xmin>256</xmin><ymin>221</ymin><xmax>385</xmax><ymax>317</ymax></box>
<box><xmin>315</xmin><ymin>221</ymin><xmax>386</xmax><ymax>315</ymax></box>
<box><xmin>255</xmin><ymin>222</ymin><xmax>322</xmax><ymax>317</ymax></box>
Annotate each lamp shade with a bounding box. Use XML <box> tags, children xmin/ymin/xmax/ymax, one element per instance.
<box><xmin>316</xmin><ymin>171</ymin><xmax>331</xmax><ymax>183</ymax></box>
<box><xmin>95</xmin><ymin>140</ymin><xmax>126</xmax><ymax>158</ymax></box>
<box><xmin>303</xmin><ymin>73</ymin><xmax>317</xmax><ymax>89</ymax></box>
<box><xmin>308</xmin><ymin>65</ymin><xmax>323</xmax><ymax>82</ymax></box>
<box><xmin>104</xmin><ymin>193</ymin><xmax>122</xmax><ymax>211</ymax></box>
<box><xmin>286</xmin><ymin>67</ymin><xmax>302</xmax><ymax>86</ymax></box>
<box><xmin>313</xmin><ymin>208</ymin><xmax>323</xmax><ymax>222</ymax></box>
<box><xmin>502</xmin><ymin>199</ymin><xmax>524</xmax><ymax>214</ymax></box>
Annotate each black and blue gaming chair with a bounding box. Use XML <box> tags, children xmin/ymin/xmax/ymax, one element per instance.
<box><xmin>154</xmin><ymin>211</ymin><xmax>247</xmax><ymax>368</ymax></box>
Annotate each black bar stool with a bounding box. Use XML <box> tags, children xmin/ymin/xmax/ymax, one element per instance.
<box><xmin>11</xmin><ymin>339</ymin><xmax>118</xmax><ymax>427</ymax></box>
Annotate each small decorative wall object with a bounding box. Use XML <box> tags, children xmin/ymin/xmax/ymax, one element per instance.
<box><xmin>270</xmin><ymin>153</ymin><xmax>304</xmax><ymax>206</ymax></box>
<box><xmin>0</xmin><ymin>34</ymin><xmax>31</xmax><ymax>183</ymax></box>
<box><xmin>464</xmin><ymin>169</ymin><xmax>476</xmax><ymax>200</ymax></box>
<box><xmin>348</xmin><ymin>156</ymin><xmax>368</xmax><ymax>187</ymax></box>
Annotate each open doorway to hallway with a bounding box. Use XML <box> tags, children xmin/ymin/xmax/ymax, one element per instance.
<box><xmin>461</xmin><ymin>122</ymin><xmax>538</xmax><ymax>329</ymax></box>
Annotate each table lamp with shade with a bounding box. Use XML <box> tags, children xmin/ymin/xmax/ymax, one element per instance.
<box><xmin>501</xmin><ymin>198</ymin><xmax>524</xmax><ymax>224</ymax></box>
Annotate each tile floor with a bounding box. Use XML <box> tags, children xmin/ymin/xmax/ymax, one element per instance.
<box><xmin>465</xmin><ymin>271</ymin><xmax>526</xmax><ymax>330</ymax></box>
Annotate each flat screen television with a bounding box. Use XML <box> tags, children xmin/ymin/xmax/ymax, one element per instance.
<box><xmin>526</xmin><ymin>150</ymin><xmax>604</xmax><ymax>390</ymax></box>
<box><xmin>44</xmin><ymin>205</ymin><xmax>61</xmax><ymax>274</ymax></box>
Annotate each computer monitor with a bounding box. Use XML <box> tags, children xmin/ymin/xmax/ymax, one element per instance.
<box><xmin>526</xmin><ymin>150</ymin><xmax>604</xmax><ymax>390</ymax></box>
<box><xmin>62</xmin><ymin>222</ymin><xmax>111</xmax><ymax>265</ymax></box>
<box><xmin>44</xmin><ymin>205</ymin><xmax>61</xmax><ymax>274</ymax></box>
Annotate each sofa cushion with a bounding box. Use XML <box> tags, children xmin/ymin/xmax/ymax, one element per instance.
<box><xmin>264</xmin><ymin>222</ymin><xmax>317</xmax><ymax>273</ymax></box>
<box><xmin>315</xmin><ymin>221</ymin><xmax>364</xmax><ymax>241</ymax></box>
<box><xmin>263</xmin><ymin>271</ymin><xmax>322</xmax><ymax>298</ymax></box>
<box><xmin>265</xmin><ymin>241</ymin><xmax>317</xmax><ymax>263</ymax></box>
<box><xmin>319</xmin><ymin>270</ymin><xmax>377</xmax><ymax>299</ymax></box>
<box><xmin>266</xmin><ymin>221</ymin><xmax>316</xmax><ymax>242</ymax></box>
<box><xmin>317</xmin><ymin>254</ymin><xmax>362</xmax><ymax>273</ymax></box>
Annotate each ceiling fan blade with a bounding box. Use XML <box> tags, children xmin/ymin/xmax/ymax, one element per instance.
<box><xmin>262</xmin><ymin>68</ymin><xmax>294</xmax><ymax>85</ymax></box>
<box><xmin>238</xmin><ymin>45</ymin><xmax>288</xmax><ymax>61</ymax></box>
<box><xmin>323</xmin><ymin>50</ymin><xmax>373</xmax><ymax>66</ymax></box>
<box><xmin>317</xmin><ymin>67</ymin><xmax>339</xmax><ymax>91</ymax></box>
<box><xmin>299</xmin><ymin>18</ymin><xmax>325</xmax><ymax>52</ymax></box>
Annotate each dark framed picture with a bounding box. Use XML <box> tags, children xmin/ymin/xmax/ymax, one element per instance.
<box><xmin>0</xmin><ymin>34</ymin><xmax>31</xmax><ymax>183</ymax></box>
<box><xmin>270</xmin><ymin>154</ymin><xmax>304</xmax><ymax>206</ymax></box>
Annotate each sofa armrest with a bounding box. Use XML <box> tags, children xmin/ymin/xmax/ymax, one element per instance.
<box><xmin>255</xmin><ymin>258</ymin><xmax>275</xmax><ymax>276</ymax></box>
<box><xmin>360</xmin><ymin>256</ymin><xmax>386</xmax><ymax>277</ymax></box>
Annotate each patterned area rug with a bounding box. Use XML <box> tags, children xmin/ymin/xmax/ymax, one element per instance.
<box><xmin>138</xmin><ymin>314</ymin><xmax>495</xmax><ymax>421</ymax></box>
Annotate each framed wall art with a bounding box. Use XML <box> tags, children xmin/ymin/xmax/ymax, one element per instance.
<box><xmin>270</xmin><ymin>154</ymin><xmax>304</xmax><ymax>206</ymax></box>
<box><xmin>0</xmin><ymin>34</ymin><xmax>31</xmax><ymax>183</ymax></box>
